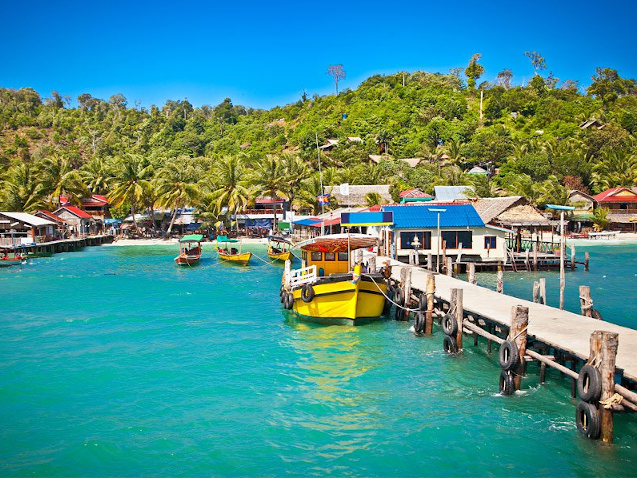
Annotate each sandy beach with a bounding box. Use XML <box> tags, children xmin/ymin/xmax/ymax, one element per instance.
<box><xmin>106</xmin><ymin>237</ymin><xmax>271</xmax><ymax>246</ymax></box>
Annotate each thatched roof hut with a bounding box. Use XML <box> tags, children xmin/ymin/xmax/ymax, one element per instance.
<box><xmin>472</xmin><ymin>196</ymin><xmax>553</xmax><ymax>227</ymax></box>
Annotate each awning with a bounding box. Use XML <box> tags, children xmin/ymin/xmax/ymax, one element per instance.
<box><xmin>292</xmin><ymin>218</ymin><xmax>321</xmax><ymax>227</ymax></box>
<box><xmin>341</xmin><ymin>211</ymin><xmax>394</xmax><ymax>226</ymax></box>
<box><xmin>186</xmin><ymin>222</ymin><xmax>202</xmax><ymax>231</ymax></box>
<box><xmin>180</xmin><ymin>234</ymin><xmax>203</xmax><ymax>243</ymax></box>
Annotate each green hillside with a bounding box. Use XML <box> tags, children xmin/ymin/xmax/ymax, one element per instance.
<box><xmin>0</xmin><ymin>63</ymin><xmax>636</xmax><ymax>219</ymax></box>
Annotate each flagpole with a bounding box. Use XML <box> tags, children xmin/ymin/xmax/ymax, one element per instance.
<box><xmin>315</xmin><ymin>132</ymin><xmax>324</xmax><ymax>235</ymax></box>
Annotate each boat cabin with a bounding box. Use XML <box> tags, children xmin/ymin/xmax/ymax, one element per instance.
<box><xmin>298</xmin><ymin>234</ymin><xmax>379</xmax><ymax>276</ymax></box>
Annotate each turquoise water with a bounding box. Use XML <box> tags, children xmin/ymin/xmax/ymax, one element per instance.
<box><xmin>0</xmin><ymin>243</ymin><xmax>636</xmax><ymax>477</ymax></box>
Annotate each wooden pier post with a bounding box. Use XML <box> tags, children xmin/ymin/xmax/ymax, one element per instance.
<box><xmin>509</xmin><ymin>305</ymin><xmax>529</xmax><ymax>391</ymax></box>
<box><xmin>584</xmin><ymin>252</ymin><xmax>590</xmax><ymax>272</ymax></box>
<box><xmin>425</xmin><ymin>273</ymin><xmax>435</xmax><ymax>334</ymax></box>
<box><xmin>369</xmin><ymin>255</ymin><xmax>376</xmax><ymax>273</ymax></box>
<box><xmin>497</xmin><ymin>265</ymin><xmax>504</xmax><ymax>293</ymax></box>
<box><xmin>579</xmin><ymin>286</ymin><xmax>594</xmax><ymax>317</ymax></box>
<box><xmin>401</xmin><ymin>267</ymin><xmax>412</xmax><ymax>320</ymax></box>
<box><xmin>540</xmin><ymin>278</ymin><xmax>546</xmax><ymax>305</ymax></box>
<box><xmin>525</xmin><ymin>249</ymin><xmax>531</xmax><ymax>271</ymax></box>
<box><xmin>446</xmin><ymin>257</ymin><xmax>453</xmax><ymax>277</ymax></box>
<box><xmin>453</xmin><ymin>288</ymin><xmax>464</xmax><ymax>351</ymax></box>
<box><xmin>467</xmin><ymin>263</ymin><xmax>476</xmax><ymax>285</ymax></box>
<box><xmin>532</xmin><ymin>241</ymin><xmax>538</xmax><ymax>271</ymax></box>
<box><xmin>456</xmin><ymin>245</ymin><xmax>462</xmax><ymax>263</ymax></box>
<box><xmin>427</xmin><ymin>253</ymin><xmax>433</xmax><ymax>271</ymax></box>
<box><xmin>570</xmin><ymin>244</ymin><xmax>576</xmax><ymax>270</ymax></box>
<box><xmin>533</xmin><ymin>281</ymin><xmax>540</xmax><ymax>303</ymax></box>
<box><xmin>599</xmin><ymin>331</ymin><xmax>619</xmax><ymax>443</ymax></box>
<box><xmin>355</xmin><ymin>249</ymin><xmax>363</xmax><ymax>265</ymax></box>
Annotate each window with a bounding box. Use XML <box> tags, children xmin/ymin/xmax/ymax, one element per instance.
<box><xmin>441</xmin><ymin>231</ymin><xmax>472</xmax><ymax>249</ymax></box>
<box><xmin>311</xmin><ymin>251</ymin><xmax>322</xmax><ymax>261</ymax></box>
<box><xmin>484</xmin><ymin>236</ymin><xmax>497</xmax><ymax>249</ymax></box>
<box><xmin>400</xmin><ymin>231</ymin><xmax>431</xmax><ymax>249</ymax></box>
<box><xmin>338</xmin><ymin>252</ymin><xmax>349</xmax><ymax>261</ymax></box>
<box><xmin>324</xmin><ymin>252</ymin><xmax>336</xmax><ymax>261</ymax></box>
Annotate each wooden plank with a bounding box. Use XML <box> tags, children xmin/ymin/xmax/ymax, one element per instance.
<box><xmin>374</xmin><ymin>255</ymin><xmax>637</xmax><ymax>383</ymax></box>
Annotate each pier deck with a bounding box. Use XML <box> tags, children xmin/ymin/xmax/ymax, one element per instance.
<box><xmin>376</xmin><ymin>255</ymin><xmax>637</xmax><ymax>383</ymax></box>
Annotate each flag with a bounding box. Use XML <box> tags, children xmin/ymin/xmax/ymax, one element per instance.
<box><xmin>339</xmin><ymin>183</ymin><xmax>349</xmax><ymax>196</ymax></box>
<box><xmin>316</xmin><ymin>194</ymin><xmax>329</xmax><ymax>205</ymax></box>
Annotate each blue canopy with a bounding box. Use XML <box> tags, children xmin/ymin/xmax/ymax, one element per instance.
<box><xmin>341</xmin><ymin>211</ymin><xmax>393</xmax><ymax>226</ymax></box>
<box><xmin>186</xmin><ymin>222</ymin><xmax>202</xmax><ymax>231</ymax></box>
<box><xmin>293</xmin><ymin>218</ymin><xmax>321</xmax><ymax>227</ymax></box>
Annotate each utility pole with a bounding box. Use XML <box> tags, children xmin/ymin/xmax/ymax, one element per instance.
<box><xmin>315</xmin><ymin>133</ymin><xmax>325</xmax><ymax>235</ymax></box>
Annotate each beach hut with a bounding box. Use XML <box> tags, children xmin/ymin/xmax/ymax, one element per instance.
<box><xmin>0</xmin><ymin>212</ymin><xmax>55</xmax><ymax>246</ymax></box>
<box><xmin>53</xmin><ymin>206</ymin><xmax>95</xmax><ymax>238</ymax></box>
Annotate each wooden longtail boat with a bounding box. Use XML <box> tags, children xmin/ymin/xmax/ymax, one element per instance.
<box><xmin>267</xmin><ymin>236</ymin><xmax>293</xmax><ymax>262</ymax></box>
<box><xmin>280</xmin><ymin>233</ymin><xmax>388</xmax><ymax>326</ymax></box>
<box><xmin>175</xmin><ymin>234</ymin><xmax>203</xmax><ymax>266</ymax></box>
<box><xmin>217</xmin><ymin>235</ymin><xmax>252</xmax><ymax>265</ymax></box>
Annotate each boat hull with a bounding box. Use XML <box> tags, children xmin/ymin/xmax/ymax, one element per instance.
<box><xmin>268</xmin><ymin>251</ymin><xmax>293</xmax><ymax>262</ymax></box>
<box><xmin>218</xmin><ymin>251</ymin><xmax>252</xmax><ymax>265</ymax></box>
<box><xmin>288</xmin><ymin>274</ymin><xmax>387</xmax><ymax>325</ymax></box>
<box><xmin>174</xmin><ymin>254</ymin><xmax>201</xmax><ymax>266</ymax></box>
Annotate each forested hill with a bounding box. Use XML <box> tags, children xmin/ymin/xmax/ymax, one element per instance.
<box><xmin>0</xmin><ymin>65</ymin><xmax>637</xmax><ymax>216</ymax></box>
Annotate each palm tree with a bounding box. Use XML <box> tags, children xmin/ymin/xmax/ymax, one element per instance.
<box><xmin>365</xmin><ymin>192</ymin><xmax>382</xmax><ymax>207</ymax></box>
<box><xmin>80</xmin><ymin>157</ymin><xmax>112</xmax><ymax>195</ymax></box>
<box><xmin>154</xmin><ymin>157</ymin><xmax>202</xmax><ymax>236</ymax></box>
<box><xmin>250</xmin><ymin>155</ymin><xmax>286</xmax><ymax>231</ymax></box>
<box><xmin>592</xmin><ymin>207</ymin><xmax>611</xmax><ymax>231</ymax></box>
<box><xmin>208</xmin><ymin>155</ymin><xmax>252</xmax><ymax>230</ymax></box>
<box><xmin>41</xmin><ymin>154</ymin><xmax>88</xmax><ymax>208</ymax></box>
<box><xmin>0</xmin><ymin>162</ymin><xmax>46</xmax><ymax>211</ymax></box>
<box><xmin>590</xmin><ymin>150</ymin><xmax>637</xmax><ymax>192</ymax></box>
<box><xmin>108</xmin><ymin>154</ymin><xmax>154</xmax><ymax>231</ymax></box>
<box><xmin>280</xmin><ymin>153</ymin><xmax>311</xmax><ymax>219</ymax></box>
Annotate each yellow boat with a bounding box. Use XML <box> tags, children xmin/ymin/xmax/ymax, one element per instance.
<box><xmin>267</xmin><ymin>236</ymin><xmax>294</xmax><ymax>262</ymax></box>
<box><xmin>280</xmin><ymin>234</ymin><xmax>388</xmax><ymax>326</ymax></box>
<box><xmin>217</xmin><ymin>235</ymin><xmax>252</xmax><ymax>265</ymax></box>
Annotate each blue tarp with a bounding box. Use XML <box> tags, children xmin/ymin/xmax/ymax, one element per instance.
<box><xmin>186</xmin><ymin>222</ymin><xmax>202</xmax><ymax>231</ymax></box>
<box><xmin>341</xmin><ymin>211</ymin><xmax>394</xmax><ymax>226</ymax></box>
<box><xmin>245</xmin><ymin>218</ymin><xmax>272</xmax><ymax>228</ymax></box>
<box><xmin>292</xmin><ymin>218</ymin><xmax>321</xmax><ymax>227</ymax></box>
<box><xmin>382</xmin><ymin>205</ymin><xmax>485</xmax><ymax>229</ymax></box>
<box><xmin>104</xmin><ymin>219</ymin><xmax>122</xmax><ymax>225</ymax></box>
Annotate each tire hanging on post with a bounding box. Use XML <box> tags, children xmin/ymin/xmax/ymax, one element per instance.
<box><xmin>442</xmin><ymin>313</ymin><xmax>458</xmax><ymax>336</ymax></box>
<box><xmin>443</xmin><ymin>334</ymin><xmax>458</xmax><ymax>354</ymax></box>
<box><xmin>498</xmin><ymin>340</ymin><xmax>519</xmax><ymax>371</ymax></box>
<box><xmin>577</xmin><ymin>365</ymin><xmax>602</xmax><ymax>403</ymax></box>
<box><xmin>575</xmin><ymin>401</ymin><xmax>601</xmax><ymax>439</ymax></box>
<box><xmin>499</xmin><ymin>369</ymin><xmax>515</xmax><ymax>395</ymax></box>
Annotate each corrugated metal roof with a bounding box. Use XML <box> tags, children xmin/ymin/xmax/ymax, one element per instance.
<box><xmin>434</xmin><ymin>185</ymin><xmax>474</xmax><ymax>202</ymax></box>
<box><xmin>1</xmin><ymin>212</ymin><xmax>55</xmax><ymax>227</ymax></box>
<box><xmin>382</xmin><ymin>205</ymin><xmax>484</xmax><ymax>229</ymax></box>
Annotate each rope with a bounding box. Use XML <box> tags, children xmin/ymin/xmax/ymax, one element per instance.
<box><xmin>579</xmin><ymin>295</ymin><xmax>594</xmax><ymax>309</ymax></box>
<box><xmin>600</xmin><ymin>393</ymin><xmax>624</xmax><ymax>409</ymax></box>
<box><xmin>362</xmin><ymin>273</ymin><xmax>422</xmax><ymax>312</ymax></box>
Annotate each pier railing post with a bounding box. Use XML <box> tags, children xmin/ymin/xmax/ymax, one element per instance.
<box><xmin>584</xmin><ymin>251</ymin><xmax>590</xmax><ymax>272</ymax></box>
<box><xmin>497</xmin><ymin>265</ymin><xmax>504</xmax><ymax>293</ymax></box>
<box><xmin>369</xmin><ymin>255</ymin><xmax>376</xmax><ymax>274</ymax></box>
<box><xmin>570</xmin><ymin>244</ymin><xmax>576</xmax><ymax>270</ymax></box>
<box><xmin>453</xmin><ymin>288</ymin><xmax>464</xmax><ymax>351</ymax></box>
<box><xmin>510</xmin><ymin>305</ymin><xmax>529</xmax><ymax>391</ymax></box>
<box><xmin>467</xmin><ymin>263</ymin><xmax>476</xmax><ymax>285</ymax></box>
<box><xmin>579</xmin><ymin>286</ymin><xmax>594</xmax><ymax>317</ymax></box>
<box><xmin>425</xmin><ymin>273</ymin><xmax>435</xmax><ymax>334</ymax></box>
<box><xmin>532</xmin><ymin>241</ymin><xmax>538</xmax><ymax>271</ymax></box>
<box><xmin>427</xmin><ymin>253</ymin><xmax>433</xmax><ymax>271</ymax></box>
<box><xmin>539</xmin><ymin>278</ymin><xmax>546</xmax><ymax>305</ymax></box>
<box><xmin>533</xmin><ymin>281</ymin><xmax>540</xmax><ymax>303</ymax></box>
<box><xmin>599</xmin><ymin>331</ymin><xmax>619</xmax><ymax>443</ymax></box>
<box><xmin>446</xmin><ymin>257</ymin><xmax>453</xmax><ymax>277</ymax></box>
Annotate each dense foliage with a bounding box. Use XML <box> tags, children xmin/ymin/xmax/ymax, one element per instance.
<box><xmin>0</xmin><ymin>58</ymin><xmax>636</xmax><ymax>221</ymax></box>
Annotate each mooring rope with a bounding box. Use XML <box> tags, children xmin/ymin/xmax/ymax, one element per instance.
<box><xmin>362</xmin><ymin>273</ymin><xmax>422</xmax><ymax>313</ymax></box>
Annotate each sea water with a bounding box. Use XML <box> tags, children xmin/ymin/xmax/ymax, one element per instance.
<box><xmin>0</xmin><ymin>242</ymin><xmax>636</xmax><ymax>477</ymax></box>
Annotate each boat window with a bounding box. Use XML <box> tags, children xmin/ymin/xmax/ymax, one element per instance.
<box><xmin>302</xmin><ymin>251</ymin><xmax>308</xmax><ymax>261</ymax></box>
<box><xmin>311</xmin><ymin>252</ymin><xmax>322</xmax><ymax>261</ymax></box>
<box><xmin>325</xmin><ymin>252</ymin><xmax>336</xmax><ymax>261</ymax></box>
<box><xmin>338</xmin><ymin>252</ymin><xmax>348</xmax><ymax>261</ymax></box>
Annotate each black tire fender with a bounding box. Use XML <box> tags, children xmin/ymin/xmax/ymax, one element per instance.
<box><xmin>393</xmin><ymin>287</ymin><xmax>403</xmax><ymax>305</ymax></box>
<box><xmin>284</xmin><ymin>292</ymin><xmax>294</xmax><ymax>310</ymax></box>
<box><xmin>443</xmin><ymin>334</ymin><xmax>458</xmax><ymax>354</ymax></box>
<box><xmin>419</xmin><ymin>293</ymin><xmax>428</xmax><ymax>312</ymax></box>
<box><xmin>498</xmin><ymin>340</ymin><xmax>519</xmax><ymax>371</ymax></box>
<box><xmin>578</xmin><ymin>365</ymin><xmax>602</xmax><ymax>402</ymax></box>
<box><xmin>499</xmin><ymin>369</ymin><xmax>515</xmax><ymax>395</ymax></box>
<box><xmin>575</xmin><ymin>401</ymin><xmax>601</xmax><ymax>439</ymax></box>
<box><xmin>442</xmin><ymin>313</ymin><xmax>458</xmax><ymax>336</ymax></box>
<box><xmin>301</xmin><ymin>284</ymin><xmax>315</xmax><ymax>303</ymax></box>
<box><xmin>395</xmin><ymin>304</ymin><xmax>405</xmax><ymax>321</ymax></box>
<box><xmin>414</xmin><ymin>312</ymin><xmax>426</xmax><ymax>334</ymax></box>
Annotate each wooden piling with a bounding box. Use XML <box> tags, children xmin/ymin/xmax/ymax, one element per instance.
<box><xmin>570</xmin><ymin>244</ymin><xmax>576</xmax><ymax>270</ymax></box>
<box><xmin>467</xmin><ymin>263</ymin><xmax>476</xmax><ymax>285</ymax></box>
<box><xmin>427</xmin><ymin>253</ymin><xmax>433</xmax><ymax>271</ymax></box>
<box><xmin>579</xmin><ymin>286</ymin><xmax>594</xmax><ymax>317</ymax></box>
<box><xmin>401</xmin><ymin>267</ymin><xmax>412</xmax><ymax>320</ymax></box>
<box><xmin>369</xmin><ymin>255</ymin><xmax>377</xmax><ymax>273</ymax></box>
<box><xmin>532</xmin><ymin>241</ymin><xmax>538</xmax><ymax>271</ymax></box>
<box><xmin>452</xmin><ymin>288</ymin><xmax>464</xmax><ymax>351</ymax></box>
<box><xmin>446</xmin><ymin>257</ymin><xmax>453</xmax><ymax>277</ymax></box>
<box><xmin>525</xmin><ymin>249</ymin><xmax>531</xmax><ymax>271</ymax></box>
<box><xmin>497</xmin><ymin>265</ymin><xmax>504</xmax><ymax>293</ymax></box>
<box><xmin>533</xmin><ymin>281</ymin><xmax>540</xmax><ymax>303</ymax></box>
<box><xmin>509</xmin><ymin>306</ymin><xmax>529</xmax><ymax>390</ymax></box>
<box><xmin>425</xmin><ymin>273</ymin><xmax>435</xmax><ymax>334</ymax></box>
<box><xmin>540</xmin><ymin>278</ymin><xmax>546</xmax><ymax>305</ymax></box>
<box><xmin>598</xmin><ymin>331</ymin><xmax>619</xmax><ymax>443</ymax></box>
<box><xmin>584</xmin><ymin>251</ymin><xmax>590</xmax><ymax>272</ymax></box>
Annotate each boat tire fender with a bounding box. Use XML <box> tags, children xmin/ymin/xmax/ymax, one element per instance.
<box><xmin>443</xmin><ymin>334</ymin><xmax>458</xmax><ymax>354</ymax></box>
<box><xmin>499</xmin><ymin>369</ymin><xmax>515</xmax><ymax>395</ymax></box>
<box><xmin>284</xmin><ymin>292</ymin><xmax>294</xmax><ymax>310</ymax></box>
<box><xmin>419</xmin><ymin>293</ymin><xmax>428</xmax><ymax>311</ymax></box>
<box><xmin>442</xmin><ymin>313</ymin><xmax>457</xmax><ymax>336</ymax></box>
<box><xmin>575</xmin><ymin>401</ymin><xmax>601</xmax><ymax>438</ymax></box>
<box><xmin>578</xmin><ymin>365</ymin><xmax>602</xmax><ymax>402</ymax></box>
<box><xmin>301</xmin><ymin>285</ymin><xmax>315</xmax><ymax>303</ymax></box>
<box><xmin>395</xmin><ymin>304</ymin><xmax>405</xmax><ymax>322</ymax></box>
<box><xmin>498</xmin><ymin>340</ymin><xmax>519</xmax><ymax>371</ymax></box>
<box><xmin>393</xmin><ymin>288</ymin><xmax>403</xmax><ymax>305</ymax></box>
<box><xmin>414</xmin><ymin>312</ymin><xmax>426</xmax><ymax>334</ymax></box>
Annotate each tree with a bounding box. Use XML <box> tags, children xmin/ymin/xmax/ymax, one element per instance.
<box><xmin>592</xmin><ymin>207</ymin><xmax>611</xmax><ymax>231</ymax></box>
<box><xmin>496</xmin><ymin>69</ymin><xmax>513</xmax><ymax>89</ymax></box>
<box><xmin>250</xmin><ymin>155</ymin><xmax>286</xmax><ymax>231</ymax></box>
<box><xmin>587</xmin><ymin>67</ymin><xmax>636</xmax><ymax>107</ymax></box>
<box><xmin>108</xmin><ymin>154</ymin><xmax>154</xmax><ymax>231</ymax></box>
<box><xmin>0</xmin><ymin>162</ymin><xmax>46</xmax><ymax>211</ymax></box>
<box><xmin>327</xmin><ymin>64</ymin><xmax>346</xmax><ymax>95</ymax></box>
<box><xmin>524</xmin><ymin>51</ymin><xmax>547</xmax><ymax>76</ymax></box>
<box><xmin>208</xmin><ymin>155</ymin><xmax>252</xmax><ymax>228</ymax></box>
<box><xmin>465</xmin><ymin>54</ymin><xmax>484</xmax><ymax>90</ymax></box>
<box><xmin>280</xmin><ymin>153</ymin><xmax>311</xmax><ymax>218</ymax></box>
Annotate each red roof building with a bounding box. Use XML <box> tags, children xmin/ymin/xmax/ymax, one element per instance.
<box><xmin>53</xmin><ymin>206</ymin><xmax>96</xmax><ymax>236</ymax></box>
<box><xmin>592</xmin><ymin>187</ymin><xmax>637</xmax><ymax>232</ymax></box>
<box><xmin>592</xmin><ymin>187</ymin><xmax>637</xmax><ymax>206</ymax></box>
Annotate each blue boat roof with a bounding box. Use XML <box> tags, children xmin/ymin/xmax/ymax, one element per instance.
<box><xmin>382</xmin><ymin>204</ymin><xmax>485</xmax><ymax>229</ymax></box>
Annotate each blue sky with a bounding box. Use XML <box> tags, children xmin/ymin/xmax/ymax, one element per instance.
<box><xmin>1</xmin><ymin>0</ymin><xmax>636</xmax><ymax>110</ymax></box>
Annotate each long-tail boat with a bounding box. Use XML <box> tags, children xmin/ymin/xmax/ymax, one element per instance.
<box><xmin>267</xmin><ymin>236</ymin><xmax>294</xmax><ymax>262</ymax></box>
<box><xmin>217</xmin><ymin>235</ymin><xmax>252</xmax><ymax>265</ymax></box>
<box><xmin>175</xmin><ymin>234</ymin><xmax>203</xmax><ymax>266</ymax></box>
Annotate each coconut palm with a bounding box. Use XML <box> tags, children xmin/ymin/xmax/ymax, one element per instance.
<box><xmin>80</xmin><ymin>157</ymin><xmax>112</xmax><ymax>195</ymax></box>
<box><xmin>592</xmin><ymin>207</ymin><xmax>611</xmax><ymax>231</ymax></box>
<box><xmin>0</xmin><ymin>162</ymin><xmax>46</xmax><ymax>211</ymax></box>
<box><xmin>280</xmin><ymin>153</ymin><xmax>311</xmax><ymax>218</ymax></box>
<box><xmin>250</xmin><ymin>155</ymin><xmax>287</xmax><ymax>231</ymax></box>
<box><xmin>41</xmin><ymin>154</ymin><xmax>88</xmax><ymax>208</ymax></box>
<box><xmin>154</xmin><ymin>157</ymin><xmax>202</xmax><ymax>236</ymax></box>
<box><xmin>365</xmin><ymin>192</ymin><xmax>382</xmax><ymax>206</ymax></box>
<box><xmin>108</xmin><ymin>154</ymin><xmax>154</xmax><ymax>231</ymax></box>
<box><xmin>590</xmin><ymin>150</ymin><xmax>637</xmax><ymax>192</ymax></box>
<box><xmin>208</xmin><ymin>155</ymin><xmax>252</xmax><ymax>229</ymax></box>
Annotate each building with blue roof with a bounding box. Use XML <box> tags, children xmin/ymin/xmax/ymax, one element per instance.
<box><xmin>380</xmin><ymin>204</ymin><xmax>510</xmax><ymax>264</ymax></box>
